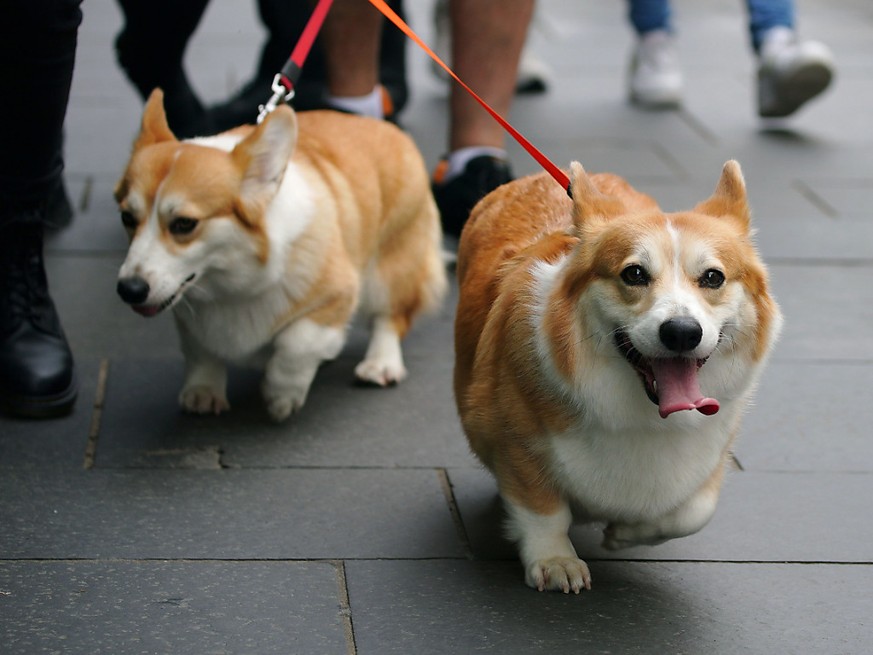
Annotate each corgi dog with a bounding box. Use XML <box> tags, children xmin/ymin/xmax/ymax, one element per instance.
<box><xmin>115</xmin><ymin>90</ymin><xmax>446</xmax><ymax>421</ymax></box>
<box><xmin>454</xmin><ymin>161</ymin><xmax>782</xmax><ymax>593</ymax></box>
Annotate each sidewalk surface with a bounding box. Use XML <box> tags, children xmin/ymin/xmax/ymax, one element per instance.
<box><xmin>2</xmin><ymin>0</ymin><xmax>872</xmax><ymax>652</ymax></box>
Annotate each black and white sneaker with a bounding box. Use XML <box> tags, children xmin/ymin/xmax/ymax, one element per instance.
<box><xmin>432</xmin><ymin>155</ymin><xmax>514</xmax><ymax>238</ymax></box>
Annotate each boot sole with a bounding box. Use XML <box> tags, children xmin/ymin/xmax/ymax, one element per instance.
<box><xmin>1</xmin><ymin>377</ymin><xmax>78</xmax><ymax>419</ymax></box>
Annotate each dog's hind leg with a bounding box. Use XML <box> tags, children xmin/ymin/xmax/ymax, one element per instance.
<box><xmin>356</xmin><ymin>204</ymin><xmax>447</xmax><ymax>387</ymax></box>
<box><xmin>355</xmin><ymin>313</ymin><xmax>408</xmax><ymax>387</ymax></box>
<box><xmin>355</xmin><ymin>258</ymin><xmax>412</xmax><ymax>387</ymax></box>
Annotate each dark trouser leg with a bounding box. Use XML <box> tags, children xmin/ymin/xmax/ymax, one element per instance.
<box><xmin>206</xmin><ymin>0</ymin><xmax>408</xmax><ymax>131</ymax></box>
<box><xmin>114</xmin><ymin>0</ymin><xmax>211</xmax><ymax>136</ymax></box>
<box><xmin>0</xmin><ymin>0</ymin><xmax>82</xmax><ymax>418</ymax></box>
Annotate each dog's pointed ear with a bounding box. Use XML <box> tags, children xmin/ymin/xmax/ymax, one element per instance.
<box><xmin>133</xmin><ymin>89</ymin><xmax>177</xmax><ymax>151</ymax></box>
<box><xmin>232</xmin><ymin>105</ymin><xmax>298</xmax><ymax>219</ymax></box>
<box><xmin>569</xmin><ymin>161</ymin><xmax>627</xmax><ymax>229</ymax></box>
<box><xmin>694</xmin><ymin>160</ymin><xmax>751</xmax><ymax>230</ymax></box>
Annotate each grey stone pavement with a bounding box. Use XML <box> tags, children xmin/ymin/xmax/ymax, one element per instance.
<box><xmin>2</xmin><ymin>0</ymin><xmax>872</xmax><ymax>652</ymax></box>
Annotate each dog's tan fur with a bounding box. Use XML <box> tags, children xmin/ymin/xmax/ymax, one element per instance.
<box><xmin>116</xmin><ymin>90</ymin><xmax>446</xmax><ymax>421</ymax></box>
<box><xmin>454</xmin><ymin>161</ymin><xmax>781</xmax><ymax>592</ymax></box>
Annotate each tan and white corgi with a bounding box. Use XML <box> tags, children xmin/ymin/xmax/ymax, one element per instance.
<box><xmin>115</xmin><ymin>90</ymin><xmax>446</xmax><ymax>421</ymax></box>
<box><xmin>454</xmin><ymin>161</ymin><xmax>782</xmax><ymax>593</ymax></box>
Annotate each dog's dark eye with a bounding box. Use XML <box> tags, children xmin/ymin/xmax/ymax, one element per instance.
<box><xmin>621</xmin><ymin>265</ymin><xmax>650</xmax><ymax>286</ymax></box>
<box><xmin>699</xmin><ymin>268</ymin><xmax>725</xmax><ymax>289</ymax></box>
<box><xmin>120</xmin><ymin>210</ymin><xmax>137</xmax><ymax>229</ymax></box>
<box><xmin>169</xmin><ymin>217</ymin><xmax>199</xmax><ymax>235</ymax></box>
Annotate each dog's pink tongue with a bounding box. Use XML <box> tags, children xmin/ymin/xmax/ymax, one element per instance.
<box><xmin>132</xmin><ymin>304</ymin><xmax>160</xmax><ymax>318</ymax></box>
<box><xmin>652</xmin><ymin>358</ymin><xmax>720</xmax><ymax>419</ymax></box>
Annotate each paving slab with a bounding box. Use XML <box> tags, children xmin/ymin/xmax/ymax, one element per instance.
<box><xmin>768</xmin><ymin>263</ymin><xmax>873</xmax><ymax>361</ymax></box>
<box><xmin>94</xmin><ymin>352</ymin><xmax>470</xmax><ymax>469</ymax></box>
<box><xmin>0</xmin><ymin>467</ymin><xmax>464</xmax><ymax>560</ymax></box>
<box><xmin>447</xmin><ymin>467</ymin><xmax>873</xmax><ymax>564</ymax></box>
<box><xmin>346</xmin><ymin>559</ymin><xmax>873</xmax><ymax>655</ymax></box>
<box><xmin>798</xmin><ymin>177</ymin><xmax>873</xmax><ymax>220</ymax></box>
<box><xmin>737</xmin><ymin>361</ymin><xmax>873</xmax><ymax>472</ymax></box>
<box><xmin>0</xmin><ymin>356</ymin><xmax>98</xmax><ymax>470</ymax></box>
<box><xmin>0</xmin><ymin>560</ymin><xmax>347</xmax><ymax>655</ymax></box>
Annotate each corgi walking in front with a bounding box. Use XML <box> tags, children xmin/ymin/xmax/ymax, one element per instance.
<box><xmin>454</xmin><ymin>161</ymin><xmax>782</xmax><ymax>592</ymax></box>
<box><xmin>115</xmin><ymin>90</ymin><xmax>446</xmax><ymax>421</ymax></box>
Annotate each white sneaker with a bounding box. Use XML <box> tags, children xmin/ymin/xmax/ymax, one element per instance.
<box><xmin>757</xmin><ymin>27</ymin><xmax>834</xmax><ymax>118</ymax></box>
<box><xmin>515</xmin><ymin>49</ymin><xmax>551</xmax><ymax>95</ymax></box>
<box><xmin>629</xmin><ymin>30</ymin><xmax>683</xmax><ymax>109</ymax></box>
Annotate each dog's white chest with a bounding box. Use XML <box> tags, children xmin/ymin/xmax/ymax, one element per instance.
<box><xmin>546</xmin><ymin>416</ymin><xmax>732</xmax><ymax>522</ymax></box>
<box><xmin>176</xmin><ymin>293</ymin><xmax>289</xmax><ymax>363</ymax></box>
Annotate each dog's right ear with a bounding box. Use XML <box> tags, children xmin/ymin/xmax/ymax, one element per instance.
<box><xmin>232</xmin><ymin>105</ymin><xmax>298</xmax><ymax>223</ymax></box>
<box><xmin>132</xmin><ymin>89</ymin><xmax>177</xmax><ymax>151</ymax></box>
<box><xmin>693</xmin><ymin>160</ymin><xmax>751</xmax><ymax>231</ymax></box>
<box><xmin>568</xmin><ymin>161</ymin><xmax>626</xmax><ymax>230</ymax></box>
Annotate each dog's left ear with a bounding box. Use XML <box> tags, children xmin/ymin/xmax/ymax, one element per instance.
<box><xmin>568</xmin><ymin>161</ymin><xmax>627</xmax><ymax>230</ymax></box>
<box><xmin>133</xmin><ymin>89</ymin><xmax>177</xmax><ymax>151</ymax></box>
<box><xmin>232</xmin><ymin>105</ymin><xmax>298</xmax><ymax>221</ymax></box>
<box><xmin>693</xmin><ymin>160</ymin><xmax>751</xmax><ymax>231</ymax></box>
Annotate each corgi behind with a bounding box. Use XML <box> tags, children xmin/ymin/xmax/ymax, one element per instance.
<box><xmin>454</xmin><ymin>161</ymin><xmax>782</xmax><ymax>593</ymax></box>
<box><xmin>116</xmin><ymin>90</ymin><xmax>446</xmax><ymax>421</ymax></box>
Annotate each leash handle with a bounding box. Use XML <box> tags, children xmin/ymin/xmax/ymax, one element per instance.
<box><xmin>366</xmin><ymin>0</ymin><xmax>570</xmax><ymax>192</ymax></box>
<box><xmin>258</xmin><ymin>0</ymin><xmax>334</xmax><ymax>123</ymax></box>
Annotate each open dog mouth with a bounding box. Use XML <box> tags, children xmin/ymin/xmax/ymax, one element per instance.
<box><xmin>132</xmin><ymin>273</ymin><xmax>196</xmax><ymax>317</ymax></box>
<box><xmin>614</xmin><ymin>330</ymin><xmax>720</xmax><ymax>419</ymax></box>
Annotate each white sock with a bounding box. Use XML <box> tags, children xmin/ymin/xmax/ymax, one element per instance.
<box><xmin>445</xmin><ymin>146</ymin><xmax>507</xmax><ymax>181</ymax></box>
<box><xmin>325</xmin><ymin>86</ymin><xmax>384</xmax><ymax>119</ymax></box>
<box><xmin>759</xmin><ymin>26</ymin><xmax>795</xmax><ymax>55</ymax></box>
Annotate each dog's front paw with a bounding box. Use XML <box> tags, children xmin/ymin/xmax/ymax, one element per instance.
<box><xmin>264</xmin><ymin>397</ymin><xmax>300</xmax><ymax>422</ymax></box>
<box><xmin>179</xmin><ymin>386</ymin><xmax>230</xmax><ymax>415</ymax></box>
<box><xmin>525</xmin><ymin>557</ymin><xmax>592</xmax><ymax>594</ymax></box>
<box><xmin>262</xmin><ymin>384</ymin><xmax>308</xmax><ymax>422</ymax></box>
<box><xmin>354</xmin><ymin>359</ymin><xmax>407</xmax><ymax>387</ymax></box>
<box><xmin>602</xmin><ymin>522</ymin><xmax>669</xmax><ymax>551</ymax></box>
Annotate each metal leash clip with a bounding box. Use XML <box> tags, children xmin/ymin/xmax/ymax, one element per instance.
<box><xmin>257</xmin><ymin>74</ymin><xmax>296</xmax><ymax>124</ymax></box>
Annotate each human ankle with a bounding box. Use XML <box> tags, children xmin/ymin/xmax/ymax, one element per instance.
<box><xmin>326</xmin><ymin>86</ymin><xmax>385</xmax><ymax>119</ymax></box>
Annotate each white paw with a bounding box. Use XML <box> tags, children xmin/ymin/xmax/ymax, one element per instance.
<box><xmin>602</xmin><ymin>522</ymin><xmax>669</xmax><ymax>551</ymax></box>
<box><xmin>179</xmin><ymin>385</ymin><xmax>230</xmax><ymax>415</ymax></box>
<box><xmin>525</xmin><ymin>557</ymin><xmax>592</xmax><ymax>594</ymax></box>
<box><xmin>262</xmin><ymin>383</ymin><xmax>308</xmax><ymax>422</ymax></box>
<box><xmin>354</xmin><ymin>359</ymin><xmax>407</xmax><ymax>387</ymax></box>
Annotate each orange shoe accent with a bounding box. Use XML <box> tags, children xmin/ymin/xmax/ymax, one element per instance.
<box><xmin>379</xmin><ymin>85</ymin><xmax>395</xmax><ymax>120</ymax></box>
<box><xmin>432</xmin><ymin>159</ymin><xmax>449</xmax><ymax>185</ymax></box>
<box><xmin>367</xmin><ymin>0</ymin><xmax>570</xmax><ymax>192</ymax></box>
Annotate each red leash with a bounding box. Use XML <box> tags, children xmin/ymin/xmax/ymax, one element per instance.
<box><xmin>258</xmin><ymin>0</ymin><xmax>334</xmax><ymax>123</ymax></box>
<box><xmin>257</xmin><ymin>0</ymin><xmax>571</xmax><ymax>195</ymax></box>
<box><xmin>366</xmin><ymin>0</ymin><xmax>570</xmax><ymax>193</ymax></box>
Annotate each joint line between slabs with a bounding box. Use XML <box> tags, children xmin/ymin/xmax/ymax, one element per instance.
<box><xmin>83</xmin><ymin>358</ymin><xmax>109</xmax><ymax>470</ymax></box>
<box><xmin>437</xmin><ymin>468</ymin><xmax>473</xmax><ymax>559</ymax></box>
<box><xmin>332</xmin><ymin>560</ymin><xmax>358</xmax><ymax>655</ymax></box>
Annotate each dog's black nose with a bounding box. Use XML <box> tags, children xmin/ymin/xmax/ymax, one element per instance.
<box><xmin>117</xmin><ymin>276</ymin><xmax>150</xmax><ymax>305</ymax></box>
<box><xmin>660</xmin><ymin>317</ymin><xmax>703</xmax><ymax>353</ymax></box>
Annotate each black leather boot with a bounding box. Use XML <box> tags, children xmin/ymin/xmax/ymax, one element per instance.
<box><xmin>0</xmin><ymin>220</ymin><xmax>77</xmax><ymax>418</ymax></box>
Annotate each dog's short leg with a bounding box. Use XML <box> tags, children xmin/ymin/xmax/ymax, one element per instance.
<box><xmin>177</xmin><ymin>331</ymin><xmax>229</xmax><ymax>415</ymax></box>
<box><xmin>355</xmin><ymin>315</ymin><xmax>407</xmax><ymax>386</ymax></box>
<box><xmin>602</xmin><ymin>459</ymin><xmax>727</xmax><ymax>550</ymax></box>
<box><xmin>505</xmin><ymin>498</ymin><xmax>592</xmax><ymax>594</ymax></box>
<box><xmin>263</xmin><ymin>318</ymin><xmax>346</xmax><ymax>422</ymax></box>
